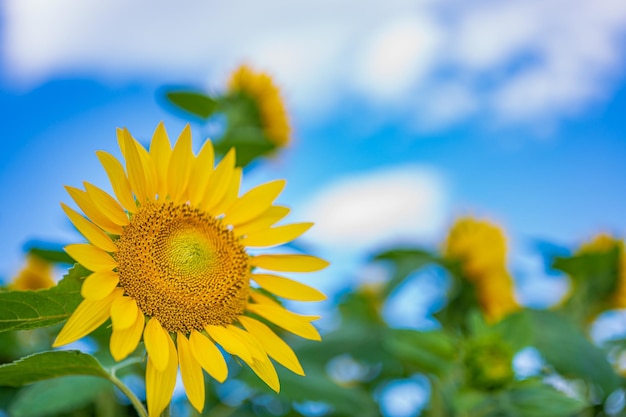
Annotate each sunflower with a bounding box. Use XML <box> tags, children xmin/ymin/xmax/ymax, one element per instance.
<box><xmin>228</xmin><ymin>65</ymin><xmax>291</xmax><ymax>146</ymax></box>
<box><xmin>443</xmin><ymin>217</ymin><xmax>518</xmax><ymax>322</ymax></box>
<box><xmin>577</xmin><ymin>233</ymin><xmax>626</xmax><ymax>308</ymax></box>
<box><xmin>53</xmin><ymin>123</ymin><xmax>328</xmax><ymax>416</ymax></box>
<box><xmin>443</xmin><ymin>217</ymin><xmax>507</xmax><ymax>280</ymax></box>
<box><xmin>10</xmin><ymin>253</ymin><xmax>56</xmax><ymax>290</ymax></box>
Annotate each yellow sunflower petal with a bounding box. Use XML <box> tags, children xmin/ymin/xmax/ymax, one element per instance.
<box><xmin>65</xmin><ymin>244</ymin><xmax>117</xmax><ymax>272</ymax></box>
<box><xmin>225</xmin><ymin>180</ymin><xmax>286</xmax><ymax>226</ymax></box>
<box><xmin>205</xmin><ymin>324</ymin><xmax>253</xmax><ymax>363</ymax></box>
<box><xmin>122</xmin><ymin>131</ymin><xmax>150</xmax><ymax>204</ymax></box>
<box><xmin>177</xmin><ymin>333</ymin><xmax>205</xmax><ymax>413</ymax></box>
<box><xmin>149</xmin><ymin>122</ymin><xmax>172</xmax><ymax>197</ymax></box>
<box><xmin>116</xmin><ymin>128</ymin><xmax>127</xmax><ymax>157</ymax></box>
<box><xmin>251</xmin><ymin>274</ymin><xmax>326</xmax><ymax>302</ymax></box>
<box><xmin>187</xmin><ymin>139</ymin><xmax>214</xmax><ymax>206</ymax></box>
<box><xmin>65</xmin><ymin>186</ymin><xmax>124</xmax><ymax>235</ymax></box>
<box><xmin>250</xmin><ymin>288</ymin><xmax>282</xmax><ymax>307</ymax></box>
<box><xmin>167</xmin><ymin>125</ymin><xmax>193</xmax><ymax>204</ymax></box>
<box><xmin>233</xmin><ymin>206</ymin><xmax>291</xmax><ymax>238</ymax></box>
<box><xmin>246</xmin><ymin>304</ymin><xmax>321</xmax><ymax>341</ymax></box>
<box><xmin>249</xmin><ymin>290</ymin><xmax>281</xmax><ymax>307</ymax></box>
<box><xmin>110</xmin><ymin>296</ymin><xmax>139</xmax><ymax>330</ymax></box>
<box><xmin>81</xmin><ymin>270</ymin><xmax>119</xmax><ymax>300</ymax></box>
<box><xmin>189</xmin><ymin>330</ymin><xmax>228</xmax><ymax>383</ymax></box>
<box><xmin>202</xmin><ymin>148</ymin><xmax>235</xmax><ymax>212</ymax></box>
<box><xmin>246</xmin><ymin>352</ymin><xmax>280</xmax><ymax>393</ymax></box>
<box><xmin>144</xmin><ymin>318</ymin><xmax>172</xmax><ymax>372</ymax></box>
<box><xmin>96</xmin><ymin>151</ymin><xmax>136</xmax><ymax>213</ymax></box>
<box><xmin>53</xmin><ymin>288</ymin><xmax>123</xmax><ymax>347</ymax></box>
<box><xmin>83</xmin><ymin>182</ymin><xmax>129</xmax><ymax>227</ymax></box>
<box><xmin>242</xmin><ymin>223</ymin><xmax>313</xmax><ymax>248</ymax></box>
<box><xmin>110</xmin><ymin>307</ymin><xmax>145</xmax><ymax>361</ymax></box>
<box><xmin>239</xmin><ymin>316</ymin><xmax>304</xmax><ymax>376</ymax></box>
<box><xmin>210</xmin><ymin>168</ymin><xmax>242</xmax><ymax>216</ymax></box>
<box><xmin>146</xmin><ymin>334</ymin><xmax>178</xmax><ymax>417</ymax></box>
<box><xmin>226</xmin><ymin>325</ymin><xmax>265</xmax><ymax>359</ymax></box>
<box><xmin>61</xmin><ymin>203</ymin><xmax>117</xmax><ymax>253</ymax></box>
<box><xmin>250</xmin><ymin>254</ymin><xmax>329</xmax><ymax>273</ymax></box>
<box><xmin>119</xmin><ymin>128</ymin><xmax>158</xmax><ymax>200</ymax></box>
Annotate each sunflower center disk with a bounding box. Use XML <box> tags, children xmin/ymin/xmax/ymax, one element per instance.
<box><xmin>116</xmin><ymin>202</ymin><xmax>250</xmax><ymax>333</ymax></box>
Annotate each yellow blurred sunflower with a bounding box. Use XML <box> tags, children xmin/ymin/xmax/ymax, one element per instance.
<box><xmin>10</xmin><ymin>253</ymin><xmax>56</xmax><ymax>290</ymax></box>
<box><xmin>228</xmin><ymin>65</ymin><xmax>291</xmax><ymax>146</ymax></box>
<box><xmin>53</xmin><ymin>123</ymin><xmax>328</xmax><ymax>416</ymax></box>
<box><xmin>443</xmin><ymin>217</ymin><xmax>518</xmax><ymax>322</ymax></box>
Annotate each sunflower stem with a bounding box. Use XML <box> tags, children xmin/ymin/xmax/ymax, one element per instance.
<box><xmin>109</xmin><ymin>373</ymin><xmax>148</xmax><ymax>417</ymax></box>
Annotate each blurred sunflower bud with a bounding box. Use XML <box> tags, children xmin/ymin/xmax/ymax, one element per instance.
<box><xmin>9</xmin><ymin>253</ymin><xmax>56</xmax><ymax>290</ymax></box>
<box><xmin>444</xmin><ymin>217</ymin><xmax>508</xmax><ymax>279</ymax></box>
<box><xmin>443</xmin><ymin>217</ymin><xmax>519</xmax><ymax>323</ymax></box>
<box><xmin>464</xmin><ymin>335</ymin><xmax>515</xmax><ymax>390</ymax></box>
<box><xmin>560</xmin><ymin>233</ymin><xmax>625</xmax><ymax>320</ymax></box>
<box><xmin>578</xmin><ymin>235</ymin><xmax>626</xmax><ymax>310</ymax></box>
<box><xmin>164</xmin><ymin>64</ymin><xmax>291</xmax><ymax>168</ymax></box>
<box><xmin>216</xmin><ymin>65</ymin><xmax>291</xmax><ymax>166</ymax></box>
<box><xmin>227</xmin><ymin>64</ymin><xmax>291</xmax><ymax>148</ymax></box>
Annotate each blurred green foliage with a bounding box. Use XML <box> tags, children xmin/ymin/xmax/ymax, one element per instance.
<box><xmin>2</xmin><ymin>234</ymin><xmax>625</xmax><ymax>417</ymax></box>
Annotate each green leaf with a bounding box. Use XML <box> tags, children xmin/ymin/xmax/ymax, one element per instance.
<box><xmin>27</xmin><ymin>247</ymin><xmax>74</xmax><ymax>265</ymax></box>
<box><xmin>450</xmin><ymin>390</ymin><xmax>488</xmax><ymax>416</ymax></box>
<box><xmin>245</xmin><ymin>365</ymin><xmax>378</xmax><ymax>417</ymax></box>
<box><xmin>214</xmin><ymin>128</ymin><xmax>276</xmax><ymax>167</ymax></box>
<box><xmin>0</xmin><ymin>264</ymin><xmax>86</xmax><ymax>333</ymax></box>
<box><xmin>373</xmin><ymin>248</ymin><xmax>438</xmax><ymax>296</ymax></box>
<box><xmin>506</xmin><ymin>380</ymin><xmax>587</xmax><ymax>417</ymax></box>
<box><xmin>0</xmin><ymin>386</ymin><xmax>19</xmax><ymax>410</ymax></box>
<box><xmin>0</xmin><ymin>351</ymin><xmax>110</xmax><ymax>387</ymax></box>
<box><xmin>452</xmin><ymin>381</ymin><xmax>588</xmax><ymax>417</ymax></box>
<box><xmin>294</xmin><ymin>322</ymin><xmax>388</xmax><ymax>366</ymax></box>
<box><xmin>500</xmin><ymin>310</ymin><xmax>621</xmax><ymax>397</ymax></box>
<box><xmin>493</xmin><ymin>310</ymin><xmax>534</xmax><ymax>351</ymax></box>
<box><xmin>165</xmin><ymin>91</ymin><xmax>218</xmax><ymax>119</ymax></box>
<box><xmin>552</xmin><ymin>247</ymin><xmax>621</xmax><ymax>322</ymax></box>
<box><xmin>9</xmin><ymin>376</ymin><xmax>111</xmax><ymax>417</ymax></box>
<box><xmin>384</xmin><ymin>329</ymin><xmax>456</xmax><ymax>376</ymax></box>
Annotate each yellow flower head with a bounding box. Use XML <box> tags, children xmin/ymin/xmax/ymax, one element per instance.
<box><xmin>53</xmin><ymin>123</ymin><xmax>328</xmax><ymax>416</ymax></box>
<box><xmin>228</xmin><ymin>64</ymin><xmax>291</xmax><ymax>147</ymax></box>
<box><xmin>443</xmin><ymin>217</ymin><xmax>508</xmax><ymax>280</ymax></box>
<box><xmin>475</xmin><ymin>270</ymin><xmax>519</xmax><ymax>323</ymax></box>
<box><xmin>443</xmin><ymin>217</ymin><xmax>518</xmax><ymax>322</ymax></box>
<box><xmin>10</xmin><ymin>254</ymin><xmax>55</xmax><ymax>290</ymax></box>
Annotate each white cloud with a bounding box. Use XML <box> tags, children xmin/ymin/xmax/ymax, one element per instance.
<box><xmin>476</xmin><ymin>0</ymin><xmax>626</xmax><ymax>124</ymax></box>
<box><xmin>416</xmin><ymin>82</ymin><xmax>479</xmax><ymax>131</ymax></box>
<box><xmin>302</xmin><ymin>165</ymin><xmax>448</xmax><ymax>252</ymax></box>
<box><xmin>351</xmin><ymin>15</ymin><xmax>443</xmax><ymax>102</ymax></box>
<box><xmin>3</xmin><ymin>0</ymin><xmax>626</xmax><ymax>131</ymax></box>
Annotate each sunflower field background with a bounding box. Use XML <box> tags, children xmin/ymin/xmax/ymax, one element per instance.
<box><xmin>2</xmin><ymin>1</ymin><xmax>626</xmax><ymax>417</ymax></box>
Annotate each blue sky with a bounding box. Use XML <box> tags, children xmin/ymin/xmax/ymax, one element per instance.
<box><xmin>1</xmin><ymin>0</ymin><xmax>626</xmax><ymax>302</ymax></box>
